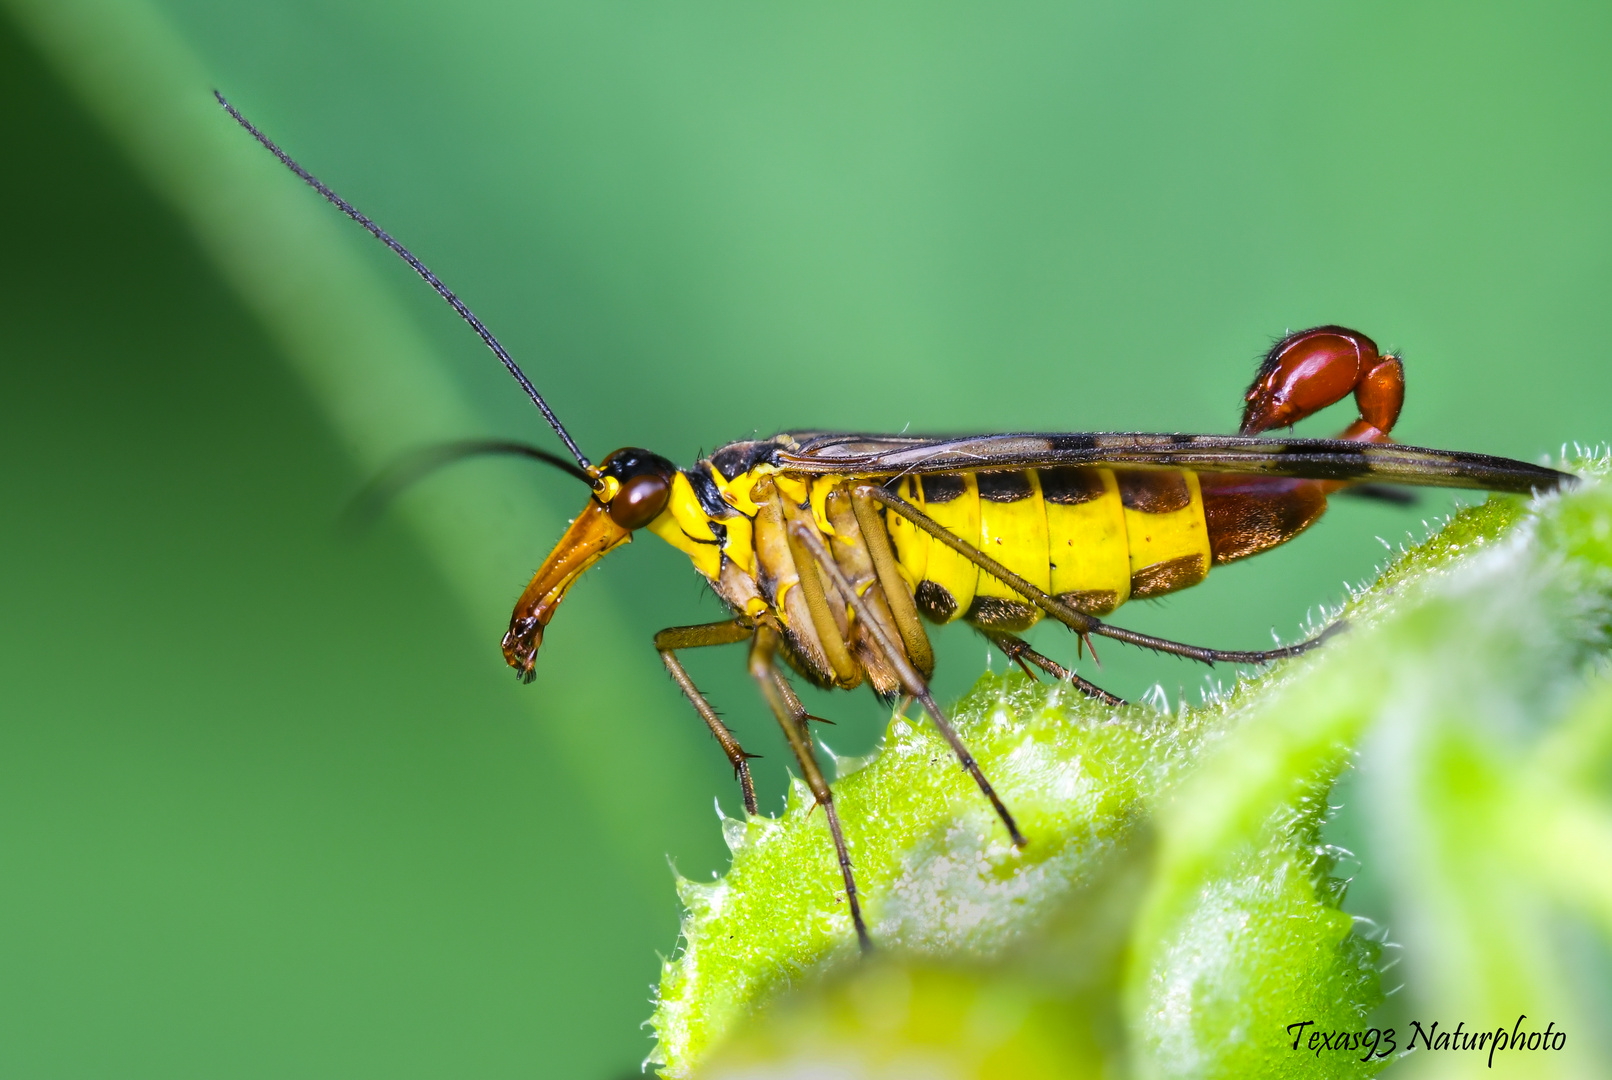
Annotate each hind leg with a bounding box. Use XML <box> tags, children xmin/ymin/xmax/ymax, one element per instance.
<box><xmin>981</xmin><ymin>631</ymin><xmax>1126</xmax><ymax>708</ymax></box>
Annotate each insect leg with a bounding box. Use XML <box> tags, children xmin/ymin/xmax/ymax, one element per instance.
<box><xmin>748</xmin><ymin>624</ymin><xmax>872</xmax><ymax>952</ymax></box>
<box><xmin>656</xmin><ymin>620</ymin><xmax>761</xmax><ymax>816</ymax></box>
<box><xmin>861</xmin><ymin>484</ymin><xmax>1332</xmax><ymax>666</ymax></box>
<box><xmin>981</xmin><ymin>631</ymin><xmax>1126</xmax><ymax>707</ymax></box>
<box><xmin>775</xmin><ymin>494</ymin><xmax>861</xmax><ymax>685</ymax></box>
<box><xmin>787</xmin><ymin>520</ymin><xmax>1028</xmax><ymax>849</ymax></box>
<box><xmin>848</xmin><ymin>488</ymin><xmax>936</xmax><ymax>678</ymax></box>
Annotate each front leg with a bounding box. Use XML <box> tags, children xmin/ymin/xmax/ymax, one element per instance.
<box><xmin>655</xmin><ymin>620</ymin><xmax>760</xmax><ymax>815</ymax></box>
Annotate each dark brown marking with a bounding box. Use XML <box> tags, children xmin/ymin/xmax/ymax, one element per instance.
<box><xmin>915</xmin><ymin>581</ymin><xmax>959</xmax><ymax>622</ymax></box>
<box><xmin>1055</xmin><ymin>589</ymin><xmax>1120</xmax><ymax>615</ymax></box>
<box><xmin>1038</xmin><ymin>466</ymin><xmax>1108</xmax><ymax>506</ymax></box>
<box><xmin>863</xmin><ymin>483</ymin><xmax>1334</xmax><ymax>665</ymax></box>
<box><xmin>1115</xmin><ymin>470</ymin><xmax>1192</xmax><ymax>514</ymax></box>
<box><xmin>1199</xmin><ymin>475</ymin><xmax>1329</xmax><ymax>564</ymax></box>
<box><xmin>709</xmin><ymin>439</ymin><xmax>776</xmax><ymax>481</ymax></box>
<box><xmin>1130</xmin><ymin>553</ymin><xmax>1207</xmax><ymax>598</ymax></box>
<box><xmin>921</xmin><ymin>473</ymin><xmax>967</xmax><ymax>504</ymax></box>
<box><xmin>965</xmin><ymin>597</ymin><xmax>1040</xmax><ymax>631</ymax></box>
<box><xmin>975</xmin><ymin>470</ymin><xmax>1034</xmax><ymax>503</ymax></box>
<box><xmin>684</xmin><ymin>467</ymin><xmax>734</xmax><ymax>518</ymax></box>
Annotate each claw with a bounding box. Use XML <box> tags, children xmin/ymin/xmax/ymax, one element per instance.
<box><xmin>1241</xmin><ymin>326</ymin><xmax>1403</xmax><ymax>439</ymax></box>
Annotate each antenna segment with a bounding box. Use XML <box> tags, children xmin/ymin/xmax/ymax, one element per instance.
<box><xmin>214</xmin><ymin>91</ymin><xmax>593</xmax><ymax>474</ymax></box>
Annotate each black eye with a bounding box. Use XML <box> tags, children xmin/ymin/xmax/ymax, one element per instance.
<box><xmin>609</xmin><ymin>473</ymin><xmax>671</xmax><ymax>530</ymax></box>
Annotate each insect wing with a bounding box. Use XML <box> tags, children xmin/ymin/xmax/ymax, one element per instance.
<box><xmin>771</xmin><ymin>431</ymin><xmax>1572</xmax><ymax>495</ymax></box>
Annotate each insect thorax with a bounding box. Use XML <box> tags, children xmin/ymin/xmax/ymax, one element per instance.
<box><xmin>644</xmin><ymin>438</ymin><xmax>1214</xmax><ymax>676</ymax></box>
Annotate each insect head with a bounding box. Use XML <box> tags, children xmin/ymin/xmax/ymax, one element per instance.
<box><xmin>501</xmin><ymin>448</ymin><xmax>676</xmax><ymax>680</ymax></box>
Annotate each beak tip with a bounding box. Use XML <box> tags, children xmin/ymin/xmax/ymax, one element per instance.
<box><xmin>502</xmin><ymin>617</ymin><xmax>544</xmax><ymax>680</ymax></box>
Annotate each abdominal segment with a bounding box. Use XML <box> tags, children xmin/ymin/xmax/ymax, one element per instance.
<box><xmin>893</xmin><ymin>466</ymin><xmax>1212</xmax><ymax>627</ymax></box>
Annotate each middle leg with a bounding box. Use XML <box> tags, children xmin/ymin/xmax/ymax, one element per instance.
<box><xmin>788</xmin><ymin>518</ymin><xmax>1027</xmax><ymax>849</ymax></box>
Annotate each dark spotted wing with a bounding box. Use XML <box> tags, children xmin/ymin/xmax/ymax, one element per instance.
<box><xmin>769</xmin><ymin>432</ymin><xmax>1572</xmax><ymax>494</ymax></box>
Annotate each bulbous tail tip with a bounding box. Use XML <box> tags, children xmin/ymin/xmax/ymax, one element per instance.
<box><xmin>1239</xmin><ymin>325</ymin><xmax>1393</xmax><ymax>437</ymax></box>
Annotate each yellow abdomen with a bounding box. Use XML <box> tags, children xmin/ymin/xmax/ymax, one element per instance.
<box><xmin>890</xmin><ymin>467</ymin><xmax>1210</xmax><ymax>628</ymax></box>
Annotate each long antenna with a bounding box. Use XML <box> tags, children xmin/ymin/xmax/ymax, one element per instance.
<box><xmin>214</xmin><ymin>91</ymin><xmax>594</xmax><ymax>474</ymax></box>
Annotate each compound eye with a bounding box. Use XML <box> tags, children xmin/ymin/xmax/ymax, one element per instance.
<box><xmin>608</xmin><ymin>472</ymin><xmax>671</xmax><ymax>530</ymax></box>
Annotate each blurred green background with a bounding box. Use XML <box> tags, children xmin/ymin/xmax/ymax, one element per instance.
<box><xmin>2</xmin><ymin>1</ymin><xmax>1608</xmax><ymax>1075</ymax></box>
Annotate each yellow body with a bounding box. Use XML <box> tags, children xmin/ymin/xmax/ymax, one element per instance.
<box><xmin>649</xmin><ymin>463</ymin><xmax>1212</xmax><ymax>633</ymax></box>
<box><xmin>1045</xmin><ymin>467</ymin><xmax>1130</xmax><ymax>611</ymax></box>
